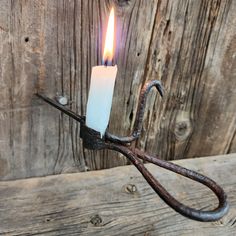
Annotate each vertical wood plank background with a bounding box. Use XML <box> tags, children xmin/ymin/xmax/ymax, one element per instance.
<box><xmin>0</xmin><ymin>0</ymin><xmax>235</xmax><ymax>180</ymax></box>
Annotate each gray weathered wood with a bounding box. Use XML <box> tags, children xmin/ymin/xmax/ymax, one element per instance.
<box><xmin>0</xmin><ymin>0</ymin><xmax>159</xmax><ymax>179</ymax></box>
<box><xmin>0</xmin><ymin>154</ymin><xmax>236</xmax><ymax>235</ymax></box>
<box><xmin>0</xmin><ymin>0</ymin><xmax>236</xmax><ymax>180</ymax></box>
<box><xmin>139</xmin><ymin>0</ymin><xmax>236</xmax><ymax>160</ymax></box>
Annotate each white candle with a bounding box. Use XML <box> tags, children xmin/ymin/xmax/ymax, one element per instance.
<box><xmin>86</xmin><ymin>7</ymin><xmax>117</xmax><ymax>136</ymax></box>
<box><xmin>86</xmin><ymin>65</ymin><xmax>117</xmax><ymax>136</ymax></box>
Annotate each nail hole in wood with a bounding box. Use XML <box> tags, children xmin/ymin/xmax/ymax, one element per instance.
<box><xmin>129</xmin><ymin>110</ymin><xmax>134</xmax><ymax>123</ymax></box>
<box><xmin>90</xmin><ymin>214</ymin><xmax>102</xmax><ymax>226</ymax></box>
<box><xmin>24</xmin><ymin>37</ymin><xmax>29</xmax><ymax>43</ymax></box>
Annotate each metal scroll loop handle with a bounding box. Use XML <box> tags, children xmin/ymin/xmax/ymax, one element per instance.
<box><xmin>107</xmin><ymin>143</ymin><xmax>229</xmax><ymax>222</ymax></box>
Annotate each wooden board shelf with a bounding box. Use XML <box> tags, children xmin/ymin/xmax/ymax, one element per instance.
<box><xmin>1</xmin><ymin>0</ymin><xmax>236</xmax><ymax>180</ymax></box>
<box><xmin>0</xmin><ymin>154</ymin><xmax>236</xmax><ymax>235</ymax></box>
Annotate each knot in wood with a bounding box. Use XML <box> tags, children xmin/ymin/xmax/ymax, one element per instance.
<box><xmin>124</xmin><ymin>184</ymin><xmax>137</xmax><ymax>194</ymax></box>
<box><xmin>177</xmin><ymin>122</ymin><xmax>187</xmax><ymax>132</ymax></box>
<box><xmin>90</xmin><ymin>214</ymin><xmax>102</xmax><ymax>226</ymax></box>
<box><xmin>174</xmin><ymin>111</ymin><xmax>192</xmax><ymax>141</ymax></box>
<box><xmin>174</xmin><ymin>121</ymin><xmax>191</xmax><ymax>141</ymax></box>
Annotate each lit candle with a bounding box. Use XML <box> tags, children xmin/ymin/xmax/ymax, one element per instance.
<box><xmin>86</xmin><ymin>7</ymin><xmax>117</xmax><ymax>137</ymax></box>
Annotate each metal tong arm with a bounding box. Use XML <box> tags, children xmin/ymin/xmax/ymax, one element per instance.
<box><xmin>107</xmin><ymin>143</ymin><xmax>229</xmax><ymax>222</ymax></box>
<box><xmin>36</xmin><ymin>93</ymin><xmax>84</xmax><ymax>123</ymax></box>
<box><xmin>36</xmin><ymin>80</ymin><xmax>163</xmax><ymax>142</ymax></box>
<box><xmin>105</xmin><ymin>80</ymin><xmax>163</xmax><ymax>144</ymax></box>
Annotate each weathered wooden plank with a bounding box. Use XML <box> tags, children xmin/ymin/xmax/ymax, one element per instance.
<box><xmin>140</xmin><ymin>0</ymin><xmax>236</xmax><ymax>160</ymax></box>
<box><xmin>0</xmin><ymin>0</ymin><xmax>236</xmax><ymax>180</ymax></box>
<box><xmin>0</xmin><ymin>154</ymin><xmax>235</xmax><ymax>235</ymax></box>
<box><xmin>0</xmin><ymin>104</ymin><xmax>85</xmax><ymax>180</ymax></box>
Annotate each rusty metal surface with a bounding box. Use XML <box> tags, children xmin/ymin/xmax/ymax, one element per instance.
<box><xmin>105</xmin><ymin>80</ymin><xmax>163</xmax><ymax>144</ymax></box>
<box><xmin>37</xmin><ymin>80</ymin><xmax>229</xmax><ymax>222</ymax></box>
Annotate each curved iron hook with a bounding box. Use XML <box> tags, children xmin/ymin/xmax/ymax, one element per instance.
<box><xmin>105</xmin><ymin>80</ymin><xmax>163</xmax><ymax>144</ymax></box>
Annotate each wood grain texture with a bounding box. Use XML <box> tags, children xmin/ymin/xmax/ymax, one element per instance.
<box><xmin>0</xmin><ymin>0</ymin><xmax>159</xmax><ymax>179</ymax></box>
<box><xmin>0</xmin><ymin>0</ymin><xmax>236</xmax><ymax>180</ymax></box>
<box><xmin>139</xmin><ymin>0</ymin><xmax>236</xmax><ymax>160</ymax></box>
<box><xmin>0</xmin><ymin>154</ymin><xmax>236</xmax><ymax>235</ymax></box>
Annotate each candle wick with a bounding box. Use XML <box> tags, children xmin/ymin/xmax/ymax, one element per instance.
<box><xmin>103</xmin><ymin>59</ymin><xmax>115</xmax><ymax>67</ymax></box>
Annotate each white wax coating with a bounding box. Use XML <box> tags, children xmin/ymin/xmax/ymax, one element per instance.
<box><xmin>86</xmin><ymin>65</ymin><xmax>117</xmax><ymax>136</ymax></box>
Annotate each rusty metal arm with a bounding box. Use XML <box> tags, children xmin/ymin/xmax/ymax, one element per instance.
<box><xmin>108</xmin><ymin>144</ymin><xmax>228</xmax><ymax>221</ymax></box>
<box><xmin>105</xmin><ymin>80</ymin><xmax>163</xmax><ymax>144</ymax></box>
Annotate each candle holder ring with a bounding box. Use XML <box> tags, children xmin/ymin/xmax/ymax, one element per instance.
<box><xmin>36</xmin><ymin>80</ymin><xmax>228</xmax><ymax>222</ymax></box>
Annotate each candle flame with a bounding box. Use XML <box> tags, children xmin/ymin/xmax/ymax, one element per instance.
<box><xmin>103</xmin><ymin>7</ymin><xmax>115</xmax><ymax>64</ymax></box>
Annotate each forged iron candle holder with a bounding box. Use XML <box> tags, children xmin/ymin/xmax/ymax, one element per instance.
<box><xmin>37</xmin><ymin>80</ymin><xmax>229</xmax><ymax>222</ymax></box>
